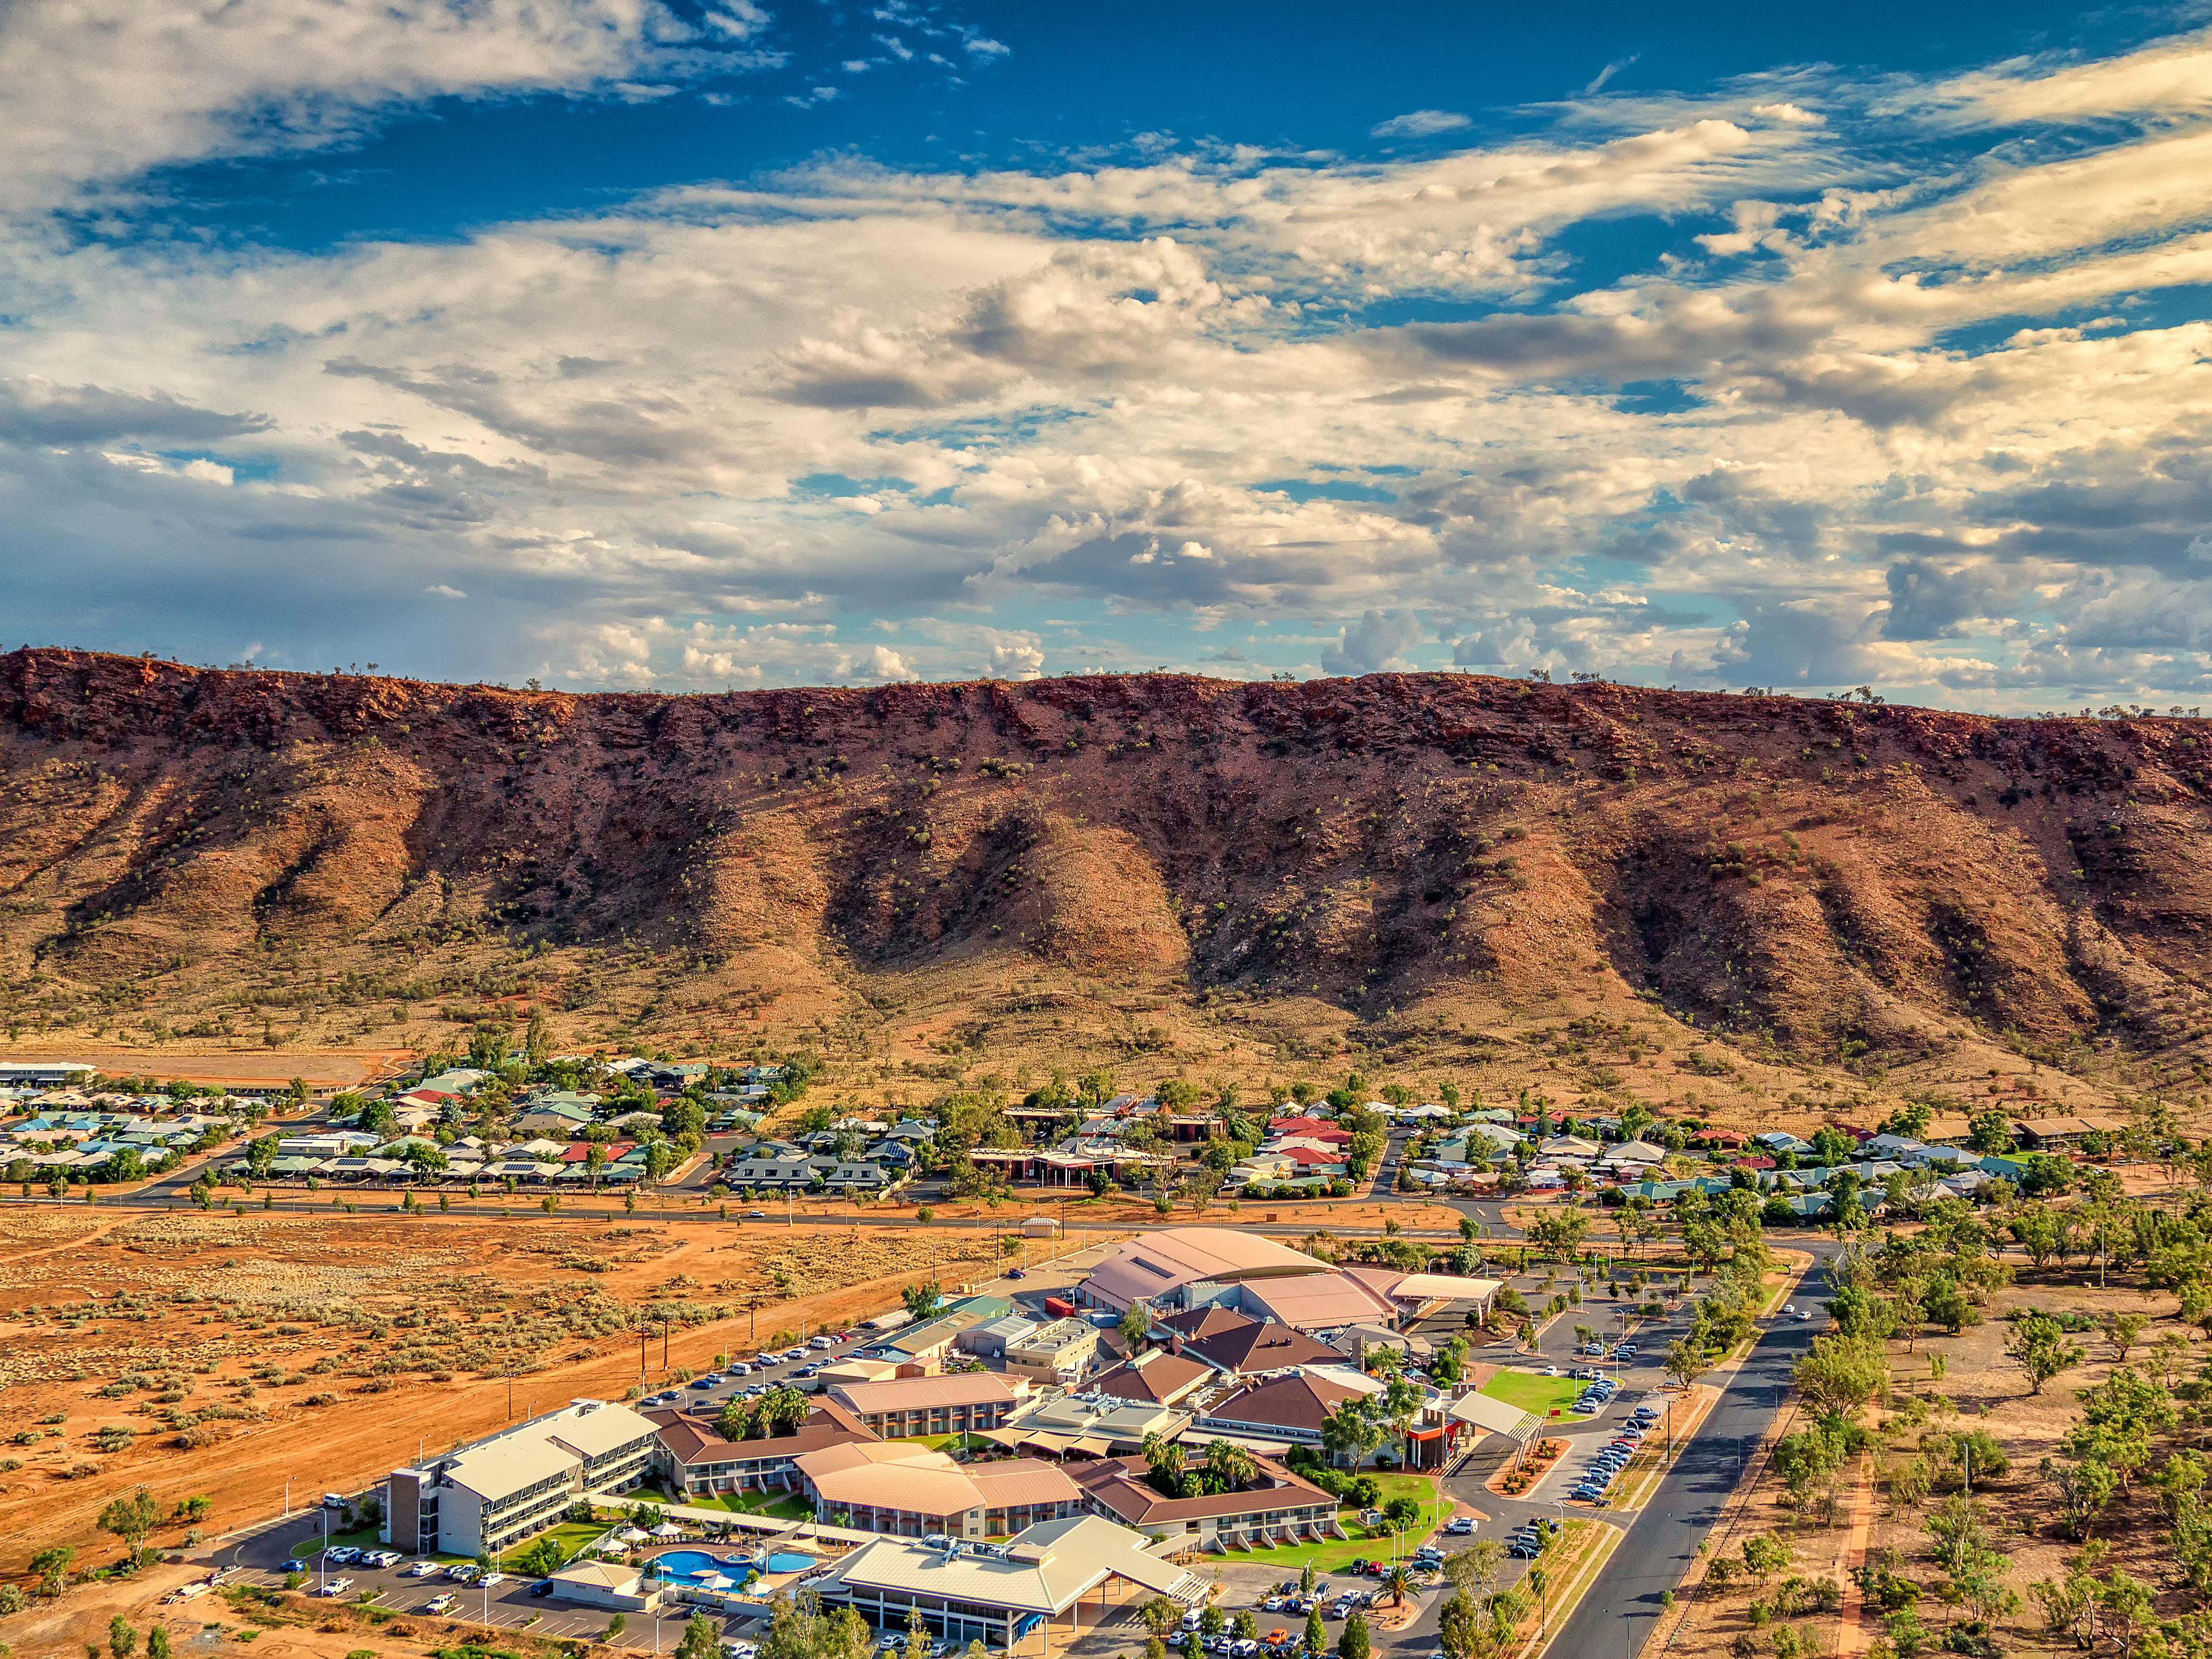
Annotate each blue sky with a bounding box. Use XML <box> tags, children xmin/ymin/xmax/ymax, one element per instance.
<box><xmin>4</xmin><ymin>0</ymin><xmax>2212</xmax><ymax>707</ymax></box>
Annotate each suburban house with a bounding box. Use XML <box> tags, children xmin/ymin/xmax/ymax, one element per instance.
<box><xmin>826</xmin><ymin>1372</ymin><xmax>1028</xmax><ymax>1438</ymax></box>
<box><xmin>795</xmin><ymin>1442</ymin><xmax>1086</xmax><ymax>1538</ymax></box>
<box><xmin>2017</xmin><ymin>1114</ymin><xmax>2127</xmax><ymax>1149</ymax></box>
<box><xmin>383</xmin><ymin>1399</ymin><xmax>658</xmax><ymax>1558</ymax></box>
<box><xmin>1069</xmin><ymin>1454</ymin><xmax>1340</xmax><ymax>1549</ymax></box>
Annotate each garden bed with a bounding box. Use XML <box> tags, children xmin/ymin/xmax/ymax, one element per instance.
<box><xmin>1489</xmin><ymin>1438</ymin><xmax>1567</xmax><ymax>1497</ymax></box>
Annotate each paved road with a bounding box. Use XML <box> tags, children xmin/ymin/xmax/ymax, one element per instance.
<box><xmin>1541</xmin><ymin>1258</ymin><xmax>1833</xmax><ymax>1659</ymax></box>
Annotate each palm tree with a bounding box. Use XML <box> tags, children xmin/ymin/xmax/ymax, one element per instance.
<box><xmin>1383</xmin><ymin>1566</ymin><xmax>1410</xmax><ymax>1608</ymax></box>
<box><xmin>1143</xmin><ymin>1433</ymin><xmax>1188</xmax><ymax>1495</ymax></box>
<box><xmin>761</xmin><ymin>1386</ymin><xmax>807</xmax><ymax>1436</ymax></box>
<box><xmin>1204</xmin><ymin>1439</ymin><xmax>1258</xmax><ymax>1492</ymax></box>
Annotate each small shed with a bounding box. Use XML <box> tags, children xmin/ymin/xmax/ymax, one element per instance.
<box><xmin>1021</xmin><ymin>1215</ymin><xmax>1060</xmax><ymax>1238</ymax></box>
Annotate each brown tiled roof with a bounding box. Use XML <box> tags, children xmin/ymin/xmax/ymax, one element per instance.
<box><xmin>1090</xmin><ymin>1353</ymin><xmax>1210</xmax><ymax>1405</ymax></box>
<box><xmin>1159</xmin><ymin>1306</ymin><xmax>1252</xmax><ymax>1342</ymax></box>
<box><xmin>1185</xmin><ymin>1319</ymin><xmax>1342</xmax><ymax>1375</ymax></box>
<box><xmin>1071</xmin><ymin>1454</ymin><xmax>1336</xmax><ymax>1523</ymax></box>
<box><xmin>646</xmin><ymin>1401</ymin><xmax>874</xmax><ymax>1467</ymax></box>
<box><xmin>1202</xmin><ymin>1372</ymin><xmax>1363</xmax><ymax>1435</ymax></box>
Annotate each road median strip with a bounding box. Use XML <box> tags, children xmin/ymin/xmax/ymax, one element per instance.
<box><xmin>1517</xmin><ymin>1519</ymin><xmax>1624</xmax><ymax>1659</ymax></box>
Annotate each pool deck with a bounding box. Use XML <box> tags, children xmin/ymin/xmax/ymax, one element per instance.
<box><xmin>591</xmin><ymin>1491</ymin><xmax>879</xmax><ymax>1548</ymax></box>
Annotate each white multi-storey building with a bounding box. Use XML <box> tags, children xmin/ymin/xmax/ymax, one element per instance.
<box><xmin>383</xmin><ymin>1399</ymin><xmax>657</xmax><ymax>1559</ymax></box>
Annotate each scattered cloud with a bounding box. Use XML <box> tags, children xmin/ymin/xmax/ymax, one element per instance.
<box><xmin>5</xmin><ymin>17</ymin><xmax>2212</xmax><ymax>706</ymax></box>
<box><xmin>1322</xmin><ymin>610</ymin><xmax>1427</xmax><ymax>675</ymax></box>
<box><xmin>1584</xmin><ymin>55</ymin><xmax>1639</xmax><ymax>97</ymax></box>
<box><xmin>1370</xmin><ymin>109</ymin><xmax>1471</xmax><ymax>139</ymax></box>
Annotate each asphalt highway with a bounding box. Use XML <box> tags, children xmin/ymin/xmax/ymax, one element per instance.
<box><xmin>1534</xmin><ymin>1258</ymin><xmax>1832</xmax><ymax>1659</ymax></box>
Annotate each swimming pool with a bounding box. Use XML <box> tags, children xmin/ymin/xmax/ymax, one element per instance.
<box><xmin>649</xmin><ymin>1549</ymin><xmax>812</xmax><ymax>1581</ymax></box>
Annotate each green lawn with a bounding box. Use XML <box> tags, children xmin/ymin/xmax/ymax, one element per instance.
<box><xmin>892</xmin><ymin>1433</ymin><xmax>995</xmax><ymax>1454</ymax></box>
<box><xmin>632</xmin><ymin>1483</ymin><xmax>811</xmax><ymax>1519</ymax></box>
<box><xmin>312</xmin><ymin>1523</ymin><xmax>386</xmax><ymax>1552</ymax></box>
<box><xmin>1481</xmin><ymin>1369</ymin><xmax>1589</xmax><ymax>1419</ymax></box>
<box><xmin>1226</xmin><ymin>1474</ymin><xmax>1449</xmax><ymax>1574</ymax></box>
<box><xmin>498</xmin><ymin>1520</ymin><xmax>607</xmax><ymax>1572</ymax></box>
<box><xmin>681</xmin><ymin>1493</ymin><xmax>810</xmax><ymax>1519</ymax></box>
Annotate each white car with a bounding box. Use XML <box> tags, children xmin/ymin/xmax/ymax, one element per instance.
<box><xmin>425</xmin><ymin>1593</ymin><xmax>456</xmax><ymax>1614</ymax></box>
<box><xmin>406</xmin><ymin>1561</ymin><xmax>441</xmax><ymax>1578</ymax></box>
<box><xmin>478</xmin><ymin>1572</ymin><xmax>507</xmax><ymax>1588</ymax></box>
<box><xmin>727</xmin><ymin>1362</ymin><xmax>752</xmax><ymax>1376</ymax></box>
<box><xmin>315</xmin><ymin>1578</ymin><xmax>353</xmax><ymax>1597</ymax></box>
<box><xmin>1793</xmin><ymin>1306</ymin><xmax>1814</xmax><ymax>1322</ymax></box>
<box><xmin>365</xmin><ymin>1550</ymin><xmax>403</xmax><ymax>1568</ymax></box>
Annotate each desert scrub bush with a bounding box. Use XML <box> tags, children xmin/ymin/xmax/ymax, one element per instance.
<box><xmin>303</xmin><ymin>1393</ymin><xmax>339</xmax><ymax>1407</ymax></box>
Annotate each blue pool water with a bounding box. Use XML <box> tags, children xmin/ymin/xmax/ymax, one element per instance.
<box><xmin>650</xmin><ymin>1549</ymin><xmax>811</xmax><ymax>1581</ymax></box>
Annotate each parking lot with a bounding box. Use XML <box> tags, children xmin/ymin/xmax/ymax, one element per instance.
<box><xmin>638</xmin><ymin>1322</ymin><xmax>873</xmax><ymax>1413</ymax></box>
<box><xmin>222</xmin><ymin>1525</ymin><xmax>674</xmax><ymax>1645</ymax></box>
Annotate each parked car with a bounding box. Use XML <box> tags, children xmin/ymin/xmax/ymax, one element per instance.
<box><xmin>1005</xmin><ymin>1268</ymin><xmax>1026</xmax><ymax>1279</ymax></box>
<box><xmin>425</xmin><ymin>1593</ymin><xmax>456</xmax><ymax>1613</ymax></box>
<box><xmin>810</xmin><ymin>1335</ymin><xmax>836</xmax><ymax>1350</ymax></box>
<box><xmin>1444</xmin><ymin>1517</ymin><xmax>1474</xmax><ymax>1535</ymax></box>
<box><xmin>479</xmin><ymin>1572</ymin><xmax>508</xmax><ymax>1588</ymax></box>
<box><xmin>405</xmin><ymin>1561</ymin><xmax>441</xmax><ymax>1578</ymax></box>
<box><xmin>531</xmin><ymin>1580</ymin><xmax>557</xmax><ymax>1598</ymax></box>
<box><xmin>282</xmin><ymin>1559</ymin><xmax>307</xmax><ymax>1574</ymax></box>
<box><xmin>315</xmin><ymin>1579</ymin><xmax>353</xmax><ymax>1597</ymax></box>
<box><xmin>324</xmin><ymin>1547</ymin><xmax>360</xmax><ymax>1565</ymax></box>
<box><xmin>727</xmin><ymin>1363</ymin><xmax>752</xmax><ymax>1376</ymax></box>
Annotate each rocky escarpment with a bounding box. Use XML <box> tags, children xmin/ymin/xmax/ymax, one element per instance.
<box><xmin>2</xmin><ymin>649</ymin><xmax>2210</xmax><ymax>1081</ymax></box>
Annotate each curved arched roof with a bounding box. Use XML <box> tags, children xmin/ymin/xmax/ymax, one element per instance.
<box><xmin>1083</xmin><ymin>1227</ymin><xmax>1326</xmax><ymax>1311</ymax></box>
